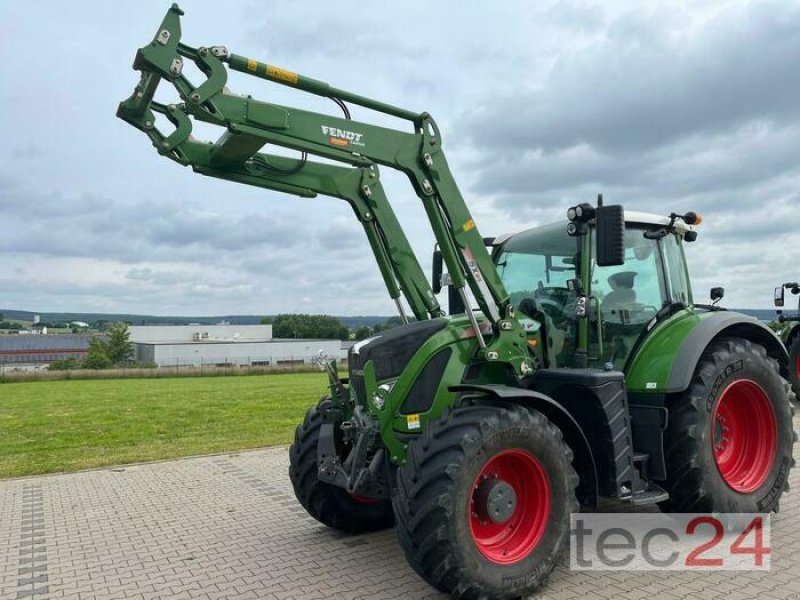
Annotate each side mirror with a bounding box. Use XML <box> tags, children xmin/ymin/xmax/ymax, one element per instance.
<box><xmin>431</xmin><ymin>248</ymin><xmax>443</xmax><ymax>294</ymax></box>
<box><xmin>774</xmin><ymin>286</ymin><xmax>785</xmax><ymax>307</ymax></box>
<box><xmin>595</xmin><ymin>205</ymin><xmax>625</xmax><ymax>266</ymax></box>
<box><xmin>711</xmin><ymin>287</ymin><xmax>725</xmax><ymax>302</ymax></box>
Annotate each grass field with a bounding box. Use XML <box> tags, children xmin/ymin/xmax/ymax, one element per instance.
<box><xmin>0</xmin><ymin>372</ymin><xmax>328</xmax><ymax>479</ymax></box>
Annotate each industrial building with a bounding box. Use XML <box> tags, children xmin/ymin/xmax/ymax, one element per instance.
<box><xmin>0</xmin><ymin>334</ymin><xmax>91</xmax><ymax>367</ymax></box>
<box><xmin>129</xmin><ymin>325</ymin><xmax>346</xmax><ymax>368</ymax></box>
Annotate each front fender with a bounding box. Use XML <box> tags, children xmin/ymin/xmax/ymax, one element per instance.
<box><xmin>450</xmin><ymin>383</ymin><xmax>599</xmax><ymax>507</ymax></box>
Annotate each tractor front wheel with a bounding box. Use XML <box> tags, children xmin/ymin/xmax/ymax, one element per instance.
<box><xmin>662</xmin><ymin>338</ymin><xmax>795</xmax><ymax>513</ymax></box>
<box><xmin>393</xmin><ymin>404</ymin><xmax>578</xmax><ymax>600</ymax></box>
<box><xmin>289</xmin><ymin>398</ymin><xmax>394</xmax><ymax>533</ymax></box>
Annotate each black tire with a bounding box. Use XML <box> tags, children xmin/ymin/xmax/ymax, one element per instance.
<box><xmin>661</xmin><ymin>338</ymin><xmax>795</xmax><ymax>513</ymax></box>
<box><xmin>289</xmin><ymin>398</ymin><xmax>394</xmax><ymax>533</ymax></box>
<box><xmin>787</xmin><ymin>333</ymin><xmax>800</xmax><ymax>400</ymax></box>
<box><xmin>393</xmin><ymin>404</ymin><xmax>578</xmax><ymax>600</ymax></box>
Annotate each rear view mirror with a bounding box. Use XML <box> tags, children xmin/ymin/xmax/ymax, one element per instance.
<box><xmin>595</xmin><ymin>205</ymin><xmax>625</xmax><ymax>266</ymax></box>
<box><xmin>711</xmin><ymin>287</ymin><xmax>725</xmax><ymax>302</ymax></box>
<box><xmin>774</xmin><ymin>286</ymin><xmax>785</xmax><ymax>307</ymax></box>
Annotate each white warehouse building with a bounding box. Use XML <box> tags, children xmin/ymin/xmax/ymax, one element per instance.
<box><xmin>129</xmin><ymin>325</ymin><xmax>346</xmax><ymax>368</ymax></box>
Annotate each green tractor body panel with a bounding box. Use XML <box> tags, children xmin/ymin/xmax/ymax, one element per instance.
<box><xmin>354</xmin><ymin>316</ymin><xmax>481</xmax><ymax>460</ymax></box>
<box><xmin>625</xmin><ymin>308</ymin><xmax>788</xmax><ymax>393</ymax></box>
<box><xmin>624</xmin><ymin>309</ymin><xmax>703</xmax><ymax>393</ymax></box>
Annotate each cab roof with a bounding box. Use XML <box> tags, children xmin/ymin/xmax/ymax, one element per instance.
<box><xmin>624</xmin><ymin>211</ymin><xmax>696</xmax><ymax>234</ymax></box>
<box><xmin>495</xmin><ymin>211</ymin><xmax>696</xmax><ymax>246</ymax></box>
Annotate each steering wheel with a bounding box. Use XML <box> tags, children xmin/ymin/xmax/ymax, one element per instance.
<box><xmin>533</xmin><ymin>287</ymin><xmax>572</xmax><ymax>327</ymax></box>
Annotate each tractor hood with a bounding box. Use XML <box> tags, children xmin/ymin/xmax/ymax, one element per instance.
<box><xmin>348</xmin><ymin>318</ymin><xmax>449</xmax><ymax>405</ymax></box>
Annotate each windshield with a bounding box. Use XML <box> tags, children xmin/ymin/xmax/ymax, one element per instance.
<box><xmin>497</xmin><ymin>223</ymin><xmax>577</xmax><ymax>309</ymax></box>
<box><xmin>496</xmin><ymin>222</ymin><xmax>579</xmax><ymax>367</ymax></box>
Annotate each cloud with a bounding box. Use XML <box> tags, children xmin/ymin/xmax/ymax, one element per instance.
<box><xmin>463</xmin><ymin>2</ymin><xmax>800</xmax><ymax>155</ymax></box>
<box><xmin>0</xmin><ymin>0</ymin><xmax>797</xmax><ymax>314</ymax></box>
<box><xmin>245</xmin><ymin>7</ymin><xmax>425</xmax><ymax>63</ymax></box>
<box><xmin>12</xmin><ymin>145</ymin><xmax>42</xmax><ymax>160</ymax></box>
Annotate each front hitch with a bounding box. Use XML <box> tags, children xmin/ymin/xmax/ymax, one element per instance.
<box><xmin>317</xmin><ymin>405</ymin><xmax>389</xmax><ymax>499</ymax></box>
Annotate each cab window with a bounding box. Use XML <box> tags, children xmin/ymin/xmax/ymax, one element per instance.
<box><xmin>662</xmin><ymin>233</ymin><xmax>692</xmax><ymax>306</ymax></box>
<box><xmin>592</xmin><ymin>228</ymin><xmax>665</xmax><ymax>325</ymax></box>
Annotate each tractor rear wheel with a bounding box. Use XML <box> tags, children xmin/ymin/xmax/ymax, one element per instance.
<box><xmin>787</xmin><ymin>334</ymin><xmax>800</xmax><ymax>400</ymax></box>
<box><xmin>393</xmin><ymin>404</ymin><xmax>578</xmax><ymax>600</ymax></box>
<box><xmin>662</xmin><ymin>338</ymin><xmax>795</xmax><ymax>513</ymax></box>
<box><xmin>289</xmin><ymin>397</ymin><xmax>394</xmax><ymax>533</ymax></box>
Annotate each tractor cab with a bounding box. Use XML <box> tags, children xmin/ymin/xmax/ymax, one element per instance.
<box><xmin>495</xmin><ymin>210</ymin><xmax>699</xmax><ymax>371</ymax></box>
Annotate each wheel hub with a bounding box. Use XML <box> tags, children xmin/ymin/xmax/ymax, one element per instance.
<box><xmin>474</xmin><ymin>478</ymin><xmax>517</xmax><ymax>524</ymax></box>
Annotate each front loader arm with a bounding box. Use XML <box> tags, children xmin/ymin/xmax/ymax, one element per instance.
<box><xmin>185</xmin><ymin>138</ymin><xmax>440</xmax><ymax>321</ymax></box>
<box><xmin>117</xmin><ymin>4</ymin><xmax>532</xmax><ymax>375</ymax></box>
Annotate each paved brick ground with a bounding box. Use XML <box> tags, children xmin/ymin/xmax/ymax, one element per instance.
<box><xmin>1</xmin><ymin>422</ymin><xmax>799</xmax><ymax>600</ymax></box>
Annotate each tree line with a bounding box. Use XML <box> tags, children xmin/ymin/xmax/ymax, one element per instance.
<box><xmin>260</xmin><ymin>314</ymin><xmax>407</xmax><ymax>341</ymax></box>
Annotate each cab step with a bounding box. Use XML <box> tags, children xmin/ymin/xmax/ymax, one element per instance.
<box><xmin>628</xmin><ymin>482</ymin><xmax>669</xmax><ymax>505</ymax></box>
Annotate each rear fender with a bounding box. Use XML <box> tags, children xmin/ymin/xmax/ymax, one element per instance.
<box><xmin>666</xmin><ymin>312</ymin><xmax>789</xmax><ymax>392</ymax></box>
<box><xmin>626</xmin><ymin>310</ymin><xmax>789</xmax><ymax>393</ymax></box>
<box><xmin>450</xmin><ymin>383</ymin><xmax>599</xmax><ymax>507</ymax></box>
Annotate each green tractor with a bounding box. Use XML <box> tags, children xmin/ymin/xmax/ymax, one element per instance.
<box><xmin>119</xmin><ymin>7</ymin><xmax>796</xmax><ymax>599</ymax></box>
<box><xmin>774</xmin><ymin>282</ymin><xmax>800</xmax><ymax>397</ymax></box>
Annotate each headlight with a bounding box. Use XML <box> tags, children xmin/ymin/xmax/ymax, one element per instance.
<box><xmin>373</xmin><ymin>382</ymin><xmax>394</xmax><ymax>410</ymax></box>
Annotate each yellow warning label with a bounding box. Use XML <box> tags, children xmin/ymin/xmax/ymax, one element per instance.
<box><xmin>463</xmin><ymin>219</ymin><xmax>475</xmax><ymax>232</ymax></box>
<box><xmin>246</xmin><ymin>58</ymin><xmax>258</xmax><ymax>72</ymax></box>
<box><xmin>406</xmin><ymin>414</ymin><xmax>421</xmax><ymax>430</ymax></box>
<box><xmin>266</xmin><ymin>64</ymin><xmax>299</xmax><ymax>85</ymax></box>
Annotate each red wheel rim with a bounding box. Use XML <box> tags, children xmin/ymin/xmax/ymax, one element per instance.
<box><xmin>712</xmin><ymin>379</ymin><xmax>777</xmax><ymax>493</ymax></box>
<box><xmin>349</xmin><ymin>493</ymin><xmax>380</xmax><ymax>504</ymax></box>
<box><xmin>469</xmin><ymin>449</ymin><xmax>550</xmax><ymax>564</ymax></box>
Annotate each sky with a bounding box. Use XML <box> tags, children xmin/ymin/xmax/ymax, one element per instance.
<box><xmin>0</xmin><ymin>0</ymin><xmax>798</xmax><ymax>316</ymax></box>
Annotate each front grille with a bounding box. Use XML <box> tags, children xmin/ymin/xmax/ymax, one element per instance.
<box><xmin>348</xmin><ymin>318</ymin><xmax>448</xmax><ymax>408</ymax></box>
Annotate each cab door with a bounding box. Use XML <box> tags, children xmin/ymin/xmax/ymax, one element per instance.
<box><xmin>588</xmin><ymin>227</ymin><xmax>668</xmax><ymax>369</ymax></box>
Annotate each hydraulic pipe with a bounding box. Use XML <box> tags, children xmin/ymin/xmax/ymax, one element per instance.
<box><xmin>226</xmin><ymin>54</ymin><xmax>422</xmax><ymax>123</ymax></box>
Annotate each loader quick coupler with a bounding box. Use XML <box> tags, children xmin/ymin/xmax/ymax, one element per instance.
<box><xmin>317</xmin><ymin>405</ymin><xmax>388</xmax><ymax>499</ymax></box>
